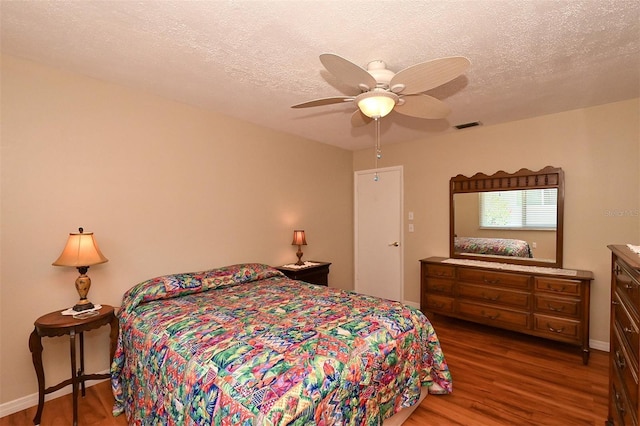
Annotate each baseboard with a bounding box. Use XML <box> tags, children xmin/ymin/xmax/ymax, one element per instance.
<box><xmin>404</xmin><ymin>300</ymin><xmax>420</xmax><ymax>309</ymax></box>
<box><xmin>0</xmin><ymin>371</ymin><xmax>109</xmax><ymax>418</ymax></box>
<box><xmin>590</xmin><ymin>338</ymin><xmax>609</xmax><ymax>352</ymax></box>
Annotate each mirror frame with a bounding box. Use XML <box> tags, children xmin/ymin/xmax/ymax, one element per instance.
<box><xmin>449</xmin><ymin>166</ymin><xmax>564</xmax><ymax>268</ymax></box>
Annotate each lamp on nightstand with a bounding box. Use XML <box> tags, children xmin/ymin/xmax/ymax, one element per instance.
<box><xmin>291</xmin><ymin>230</ymin><xmax>307</xmax><ymax>265</ymax></box>
<box><xmin>53</xmin><ymin>227</ymin><xmax>108</xmax><ymax>311</ymax></box>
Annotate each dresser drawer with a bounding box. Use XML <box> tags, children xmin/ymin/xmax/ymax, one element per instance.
<box><xmin>423</xmin><ymin>294</ymin><xmax>454</xmax><ymax>313</ymax></box>
<box><xmin>614</xmin><ymin>292</ymin><xmax>640</xmax><ymax>365</ymax></box>
<box><xmin>425</xmin><ymin>277</ymin><xmax>455</xmax><ymax>295</ymax></box>
<box><xmin>533</xmin><ymin>314</ymin><xmax>581</xmax><ymax>343</ymax></box>
<box><xmin>425</xmin><ymin>264</ymin><xmax>455</xmax><ymax>279</ymax></box>
<box><xmin>457</xmin><ymin>301</ymin><xmax>529</xmax><ymax>328</ymax></box>
<box><xmin>534</xmin><ymin>295</ymin><xmax>581</xmax><ymax>319</ymax></box>
<box><xmin>616</xmin><ymin>263</ymin><xmax>640</xmax><ymax>317</ymax></box>
<box><xmin>458</xmin><ymin>283</ymin><xmax>530</xmax><ymax>308</ymax></box>
<box><xmin>535</xmin><ymin>277</ymin><xmax>581</xmax><ymax>296</ymax></box>
<box><xmin>458</xmin><ymin>269</ymin><xmax>530</xmax><ymax>290</ymax></box>
<box><xmin>611</xmin><ymin>366</ymin><xmax>638</xmax><ymax>426</ymax></box>
<box><xmin>613</xmin><ymin>325</ymin><xmax>639</xmax><ymax>411</ymax></box>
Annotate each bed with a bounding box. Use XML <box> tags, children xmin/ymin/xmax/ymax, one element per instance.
<box><xmin>454</xmin><ymin>236</ymin><xmax>533</xmax><ymax>258</ymax></box>
<box><xmin>111</xmin><ymin>263</ymin><xmax>452</xmax><ymax>425</ymax></box>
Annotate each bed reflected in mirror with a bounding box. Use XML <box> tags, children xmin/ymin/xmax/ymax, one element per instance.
<box><xmin>454</xmin><ymin>189</ymin><xmax>557</xmax><ymax>260</ymax></box>
<box><xmin>449</xmin><ymin>166</ymin><xmax>564</xmax><ymax>268</ymax></box>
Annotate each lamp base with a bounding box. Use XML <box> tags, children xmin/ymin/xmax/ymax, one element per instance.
<box><xmin>295</xmin><ymin>247</ymin><xmax>304</xmax><ymax>265</ymax></box>
<box><xmin>73</xmin><ymin>271</ymin><xmax>94</xmax><ymax>312</ymax></box>
<box><xmin>73</xmin><ymin>299</ymin><xmax>95</xmax><ymax>312</ymax></box>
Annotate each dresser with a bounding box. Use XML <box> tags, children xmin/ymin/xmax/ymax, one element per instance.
<box><xmin>607</xmin><ymin>245</ymin><xmax>640</xmax><ymax>426</ymax></box>
<box><xmin>420</xmin><ymin>257</ymin><xmax>593</xmax><ymax>364</ymax></box>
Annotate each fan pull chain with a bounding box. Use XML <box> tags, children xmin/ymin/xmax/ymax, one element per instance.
<box><xmin>374</xmin><ymin>117</ymin><xmax>381</xmax><ymax>181</ymax></box>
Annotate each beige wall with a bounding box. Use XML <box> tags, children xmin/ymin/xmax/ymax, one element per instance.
<box><xmin>0</xmin><ymin>55</ymin><xmax>354</xmax><ymax>405</ymax></box>
<box><xmin>354</xmin><ymin>98</ymin><xmax>640</xmax><ymax>347</ymax></box>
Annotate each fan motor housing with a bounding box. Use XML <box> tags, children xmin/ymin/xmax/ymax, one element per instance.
<box><xmin>366</xmin><ymin>60</ymin><xmax>395</xmax><ymax>88</ymax></box>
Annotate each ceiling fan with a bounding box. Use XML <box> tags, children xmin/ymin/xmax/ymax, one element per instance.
<box><xmin>292</xmin><ymin>53</ymin><xmax>471</xmax><ymax>127</ymax></box>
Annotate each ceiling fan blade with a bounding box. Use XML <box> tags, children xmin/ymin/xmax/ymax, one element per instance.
<box><xmin>291</xmin><ymin>96</ymin><xmax>354</xmax><ymax>109</ymax></box>
<box><xmin>394</xmin><ymin>94</ymin><xmax>451</xmax><ymax>119</ymax></box>
<box><xmin>390</xmin><ymin>57</ymin><xmax>470</xmax><ymax>95</ymax></box>
<box><xmin>320</xmin><ymin>53</ymin><xmax>377</xmax><ymax>91</ymax></box>
<box><xmin>350</xmin><ymin>110</ymin><xmax>373</xmax><ymax>127</ymax></box>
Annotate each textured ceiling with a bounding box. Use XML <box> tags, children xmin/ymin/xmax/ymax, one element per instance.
<box><xmin>1</xmin><ymin>1</ymin><xmax>639</xmax><ymax>151</ymax></box>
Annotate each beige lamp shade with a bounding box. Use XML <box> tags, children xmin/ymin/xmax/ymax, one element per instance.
<box><xmin>53</xmin><ymin>229</ymin><xmax>108</xmax><ymax>268</ymax></box>
<box><xmin>291</xmin><ymin>230</ymin><xmax>307</xmax><ymax>246</ymax></box>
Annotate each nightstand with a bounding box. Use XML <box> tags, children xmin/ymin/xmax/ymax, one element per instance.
<box><xmin>275</xmin><ymin>261</ymin><xmax>331</xmax><ymax>286</ymax></box>
<box><xmin>28</xmin><ymin>305</ymin><xmax>119</xmax><ymax>426</ymax></box>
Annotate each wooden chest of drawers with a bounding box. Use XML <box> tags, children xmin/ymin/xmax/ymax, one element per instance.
<box><xmin>420</xmin><ymin>257</ymin><xmax>593</xmax><ymax>364</ymax></box>
<box><xmin>607</xmin><ymin>245</ymin><xmax>640</xmax><ymax>426</ymax></box>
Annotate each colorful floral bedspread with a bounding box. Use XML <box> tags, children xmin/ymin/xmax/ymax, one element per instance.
<box><xmin>111</xmin><ymin>263</ymin><xmax>452</xmax><ymax>425</ymax></box>
<box><xmin>455</xmin><ymin>236</ymin><xmax>533</xmax><ymax>258</ymax></box>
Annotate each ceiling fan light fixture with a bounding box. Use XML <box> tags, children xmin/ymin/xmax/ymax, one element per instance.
<box><xmin>293</xmin><ymin>54</ymin><xmax>470</xmax><ymax>124</ymax></box>
<box><xmin>356</xmin><ymin>91</ymin><xmax>398</xmax><ymax>118</ymax></box>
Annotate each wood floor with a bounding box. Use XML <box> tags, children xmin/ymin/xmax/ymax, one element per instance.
<box><xmin>404</xmin><ymin>316</ymin><xmax>609</xmax><ymax>426</ymax></box>
<box><xmin>1</xmin><ymin>315</ymin><xmax>609</xmax><ymax>425</ymax></box>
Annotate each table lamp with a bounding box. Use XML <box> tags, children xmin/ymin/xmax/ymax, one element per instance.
<box><xmin>52</xmin><ymin>227</ymin><xmax>108</xmax><ymax>311</ymax></box>
<box><xmin>291</xmin><ymin>230</ymin><xmax>307</xmax><ymax>265</ymax></box>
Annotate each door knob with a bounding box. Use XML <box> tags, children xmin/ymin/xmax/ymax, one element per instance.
<box><xmin>388</xmin><ymin>242</ymin><xmax>399</xmax><ymax>247</ymax></box>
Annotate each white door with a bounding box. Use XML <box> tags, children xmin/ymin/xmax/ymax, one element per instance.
<box><xmin>354</xmin><ymin>166</ymin><xmax>403</xmax><ymax>302</ymax></box>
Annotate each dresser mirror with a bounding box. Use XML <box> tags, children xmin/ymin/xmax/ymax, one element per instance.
<box><xmin>450</xmin><ymin>166</ymin><xmax>564</xmax><ymax>268</ymax></box>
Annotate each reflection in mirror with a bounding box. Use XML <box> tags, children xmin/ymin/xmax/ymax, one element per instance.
<box><xmin>450</xmin><ymin>167</ymin><xmax>564</xmax><ymax>268</ymax></box>
<box><xmin>454</xmin><ymin>190</ymin><xmax>557</xmax><ymax>260</ymax></box>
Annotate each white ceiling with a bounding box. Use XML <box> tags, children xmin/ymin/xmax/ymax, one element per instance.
<box><xmin>1</xmin><ymin>1</ymin><xmax>639</xmax><ymax>151</ymax></box>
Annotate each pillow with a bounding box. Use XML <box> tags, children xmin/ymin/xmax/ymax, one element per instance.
<box><xmin>119</xmin><ymin>272</ymin><xmax>205</xmax><ymax>315</ymax></box>
<box><xmin>119</xmin><ymin>263</ymin><xmax>285</xmax><ymax>314</ymax></box>
<box><xmin>201</xmin><ymin>263</ymin><xmax>285</xmax><ymax>290</ymax></box>
<box><xmin>162</xmin><ymin>273</ymin><xmax>203</xmax><ymax>291</ymax></box>
<box><xmin>201</xmin><ymin>274</ymin><xmax>236</xmax><ymax>290</ymax></box>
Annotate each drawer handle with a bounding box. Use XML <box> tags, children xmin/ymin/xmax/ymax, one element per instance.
<box><xmin>432</xmin><ymin>285</ymin><xmax>445</xmax><ymax>292</ymax></box>
<box><xmin>615</xmin><ymin>350</ymin><xmax>626</xmax><ymax>370</ymax></box>
<box><xmin>480</xmin><ymin>310</ymin><xmax>500</xmax><ymax>320</ymax></box>
<box><xmin>623</xmin><ymin>326</ymin><xmax>637</xmax><ymax>335</ymax></box>
<box><xmin>612</xmin><ymin>300</ymin><xmax>620</xmax><ymax>306</ymax></box>
<box><xmin>435</xmin><ymin>271</ymin><xmax>448</xmax><ymax>277</ymax></box>
<box><xmin>546</xmin><ymin>284</ymin><xmax>566</xmax><ymax>292</ymax></box>
<box><xmin>482</xmin><ymin>293</ymin><xmax>500</xmax><ymax>301</ymax></box>
<box><xmin>615</xmin><ymin>391</ymin><xmax>626</xmax><ymax>416</ymax></box>
<box><xmin>546</xmin><ymin>304</ymin><xmax>565</xmax><ymax>312</ymax></box>
<box><xmin>547</xmin><ymin>324</ymin><xmax>565</xmax><ymax>333</ymax></box>
<box><xmin>430</xmin><ymin>302</ymin><xmax>446</xmax><ymax>309</ymax></box>
<box><xmin>483</xmin><ymin>278</ymin><xmax>500</xmax><ymax>284</ymax></box>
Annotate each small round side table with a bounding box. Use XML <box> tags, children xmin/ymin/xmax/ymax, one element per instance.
<box><xmin>28</xmin><ymin>304</ymin><xmax>119</xmax><ymax>426</ymax></box>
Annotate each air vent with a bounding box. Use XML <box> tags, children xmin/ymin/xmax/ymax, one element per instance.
<box><xmin>454</xmin><ymin>121</ymin><xmax>482</xmax><ymax>130</ymax></box>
